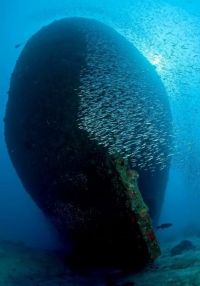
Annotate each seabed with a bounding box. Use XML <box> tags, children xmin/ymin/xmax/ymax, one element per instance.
<box><xmin>1</xmin><ymin>236</ymin><xmax>200</xmax><ymax>285</ymax></box>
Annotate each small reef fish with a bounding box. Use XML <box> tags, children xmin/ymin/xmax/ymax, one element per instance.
<box><xmin>156</xmin><ymin>223</ymin><xmax>172</xmax><ymax>230</ymax></box>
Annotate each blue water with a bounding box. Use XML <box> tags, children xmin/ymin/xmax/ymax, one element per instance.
<box><xmin>1</xmin><ymin>0</ymin><xmax>200</xmax><ymax>281</ymax></box>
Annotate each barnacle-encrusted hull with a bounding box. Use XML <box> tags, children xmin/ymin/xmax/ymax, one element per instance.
<box><xmin>4</xmin><ymin>18</ymin><xmax>172</xmax><ymax>268</ymax></box>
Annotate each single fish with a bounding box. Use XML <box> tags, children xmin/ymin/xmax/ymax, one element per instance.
<box><xmin>15</xmin><ymin>43</ymin><xmax>22</xmax><ymax>49</ymax></box>
<box><xmin>157</xmin><ymin>223</ymin><xmax>172</xmax><ymax>230</ymax></box>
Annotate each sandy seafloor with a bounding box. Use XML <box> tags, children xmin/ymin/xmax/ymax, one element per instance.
<box><xmin>1</xmin><ymin>236</ymin><xmax>200</xmax><ymax>286</ymax></box>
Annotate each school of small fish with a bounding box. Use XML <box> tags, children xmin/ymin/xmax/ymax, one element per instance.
<box><xmin>77</xmin><ymin>24</ymin><xmax>172</xmax><ymax>172</ymax></box>
<box><xmin>33</xmin><ymin>0</ymin><xmax>200</xmax><ymax>172</ymax></box>
<box><xmin>70</xmin><ymin>0</ymin><xmax>199</xmax><ymax>173</ymax></box>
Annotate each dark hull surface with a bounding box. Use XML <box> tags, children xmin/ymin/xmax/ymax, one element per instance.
<box><xmin>5</xmin><ymin>18</ymin><xmax>172</xmax><ymax>268</ymax></box>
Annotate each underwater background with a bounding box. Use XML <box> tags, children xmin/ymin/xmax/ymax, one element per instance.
<box><xmin>1</xmin><ymin>0</ymin><xmax>200</xmax><ymax>285</ymax></box>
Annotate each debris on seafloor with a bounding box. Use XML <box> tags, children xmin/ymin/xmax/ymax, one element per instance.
<box><xmin>170</xmin><ymin>239</ymin><xmax>196</xmax><ymax>256</ymax></box>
